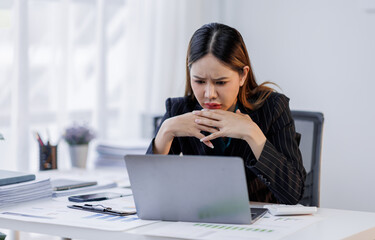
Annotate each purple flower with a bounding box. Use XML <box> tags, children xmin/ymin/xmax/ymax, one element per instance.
<box><xmin>63</xmin><ymin>124</ymin><xmax>95</xmax><ymax>145</ymax></box>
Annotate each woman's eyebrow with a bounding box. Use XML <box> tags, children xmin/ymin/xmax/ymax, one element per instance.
<box><xmin>212</xmin><ymin>77</ymin><xmax>228</xmax><ymax>81</ymax></box>
<box><xmin>192</xmin><ymin>75</ymin><xmax>228</xmax><ymax>81</ymax></box>
<box><xmin>192</xmin><ymin>75</ymin><xmax>205</xmax><ymax>80</ymax></box>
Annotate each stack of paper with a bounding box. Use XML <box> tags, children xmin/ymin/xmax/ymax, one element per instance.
<box><xmin>0</xmin><ymin>178</ymin><xmax>52</xmax><ymax>208</ymax></box>
<box><xmin>91</xmin><ymin>140</ymin><xmax>149</xmax><ymax>167</ymax></box>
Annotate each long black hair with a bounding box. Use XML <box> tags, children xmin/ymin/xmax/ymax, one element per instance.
<box><xmin>185</xmin><ymin>23</ymin><xmax>274</xmax><ymax>110</ymax></box>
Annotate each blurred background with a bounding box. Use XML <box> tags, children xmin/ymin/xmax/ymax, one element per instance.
<box><xmin>0</xmin><ymin>0</ymin><xmax>374</xmax><ymax>213</ymax></box>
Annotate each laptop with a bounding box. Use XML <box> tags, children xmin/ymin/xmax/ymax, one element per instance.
<box><xmin>125</xmin><ymin>154</ymin><xmax>268</xmax><ymax>224</ymax></box>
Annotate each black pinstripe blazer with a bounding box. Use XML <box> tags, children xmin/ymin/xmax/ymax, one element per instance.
<box><xmin>146</xmin><ymin>92</ymin><xmax>306</xmax><ymax>204</ymax></box>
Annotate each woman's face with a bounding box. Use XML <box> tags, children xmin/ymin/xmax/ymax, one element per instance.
<box><xmin>190</xmin><ymin>54</ymin><xmax>247</xmax><ymax>111</ymax></box>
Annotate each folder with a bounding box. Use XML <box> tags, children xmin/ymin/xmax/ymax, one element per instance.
<box><xmin>0</xmin><ymin>170</ymin><xmax>36</xmax><ymax>186</ymax></box>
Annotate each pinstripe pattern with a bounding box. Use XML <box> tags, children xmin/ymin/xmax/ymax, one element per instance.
<box><xmin>146</xmin><ymin>93</ymin><xmax>306</xmax><ymax>204</ymax></box>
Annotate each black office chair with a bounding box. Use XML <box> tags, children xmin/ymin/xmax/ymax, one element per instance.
<box><xmin>153</xmin><ymin>116</ymin><xmax>163</xmax><ymax>136</ymax></box>
<box><xmin>291</xmin><ymin>111</ymin><xmax>324</xmax><ymax>207</ymax></box>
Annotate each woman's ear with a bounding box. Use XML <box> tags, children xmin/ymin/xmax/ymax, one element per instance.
<box><xmin>240</xmin><ymin>66</ymin><xmax>249</xmax><ymax>87</ymax></box>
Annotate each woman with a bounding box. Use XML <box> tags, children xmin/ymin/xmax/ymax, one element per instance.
<box><xmin>146</xmin><ymin>23</ymin><xmax>306</xmax><ymax>204</ymax></box>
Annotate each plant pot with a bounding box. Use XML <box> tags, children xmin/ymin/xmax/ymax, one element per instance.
<box><xmin>69</xmin><ymin>144</ymin><xmax>89</xmax><ymax>168</ymax></box>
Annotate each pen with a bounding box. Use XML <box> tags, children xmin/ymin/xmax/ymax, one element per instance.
<box><xmin>34</xmin><ymin>132</ymin><xmax>45</xmax><ymax>147</ymax></box>
<box><xmin>67</xmin><ymin>204</ymin><xmax>136</xmax><ymax>216</ymax></box>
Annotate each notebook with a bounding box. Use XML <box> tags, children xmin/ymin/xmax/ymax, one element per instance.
<box><xmin>125</xmin><ymin>154</ymin><xmax>268</xmax><ymax>224</ymax></box>
<box><xmin>0</xmin><ymin>170</ymin><xmax>36</xmax><ymax>186</ymax></box>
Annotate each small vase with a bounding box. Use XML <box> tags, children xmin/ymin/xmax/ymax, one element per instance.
<box><xmin>69</xmin><ymin>144</ymin><xmax>89</xmax><ymax>168</ymax></box>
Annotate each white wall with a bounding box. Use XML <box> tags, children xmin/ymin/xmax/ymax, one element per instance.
<box><xmin>221</xmin><ymin>0</ymin><xmax>375</xmax><ymax>212</ymax></box>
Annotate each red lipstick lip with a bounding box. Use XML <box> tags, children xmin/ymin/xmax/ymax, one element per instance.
<box><xmin>204</xmin><ymin>103</ymin><xmax>222</xmax><ymax>109</ymax></box>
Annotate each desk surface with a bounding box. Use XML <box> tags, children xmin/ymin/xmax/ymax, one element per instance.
<box><xmin>2</xmin><ymin>206</ymin><xmax>375</xmax><ymax>240</ymax></box>
<box><xmin>1</xmin><ymin>168</ymin><xmax>375</xmax><ymax>240</ymax></box>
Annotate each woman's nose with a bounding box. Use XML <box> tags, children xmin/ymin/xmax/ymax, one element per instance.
<box><xmin>204</xmin><ymin>82</ymin><xmax>217</xmax><ymax>99</ymax></box>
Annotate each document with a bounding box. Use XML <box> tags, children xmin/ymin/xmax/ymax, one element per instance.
<box><xmin>92</xmin><ymin>139</ymin><xmax>149</xmax><ymax>167</ymax></box>
<box><xmin>0</xmin><ymin>177</ymin><xmax>52</xmax><ymax>208</ymax></box>
<box><xmin>128</xmin><ymin>213</ymin><xmax>322</xmax><ymax>240</ymax></box>
<box><xmin>0</xmin><ymin>195</ymin><xmax>155</xmax><ymax>231</ymax></box>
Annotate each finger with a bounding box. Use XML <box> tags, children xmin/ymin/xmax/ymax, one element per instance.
<box><xmin>200</xmin><ymin>132</ymin><xmax>222</xmax><ymax>142</ymax></box>
<box><xmin>194</xmin><ymin>132</ymin><xmax>214</xmax><ymax>149</ymax></box>
<box><xmin>236</xmin><ymin>109</ymin><xmax>246</xmax><ymax>116</ymax></box>
<box><xmin>195</xmin><ymin>124</ymin><xmax>219</xmax><ymax>133</ymax></box>
<box><xmin>195</xmin><ymin>118</ymin><xmax>222</xmax><ymax>128</ymax></box>
<box><xmin>203</xmin><ymin>141</ymin><xmax>214</xmax><ymax>149</ymax></box>
<box><xmin>192</xmin><ymin>110</ymin><xmax>221</xmax><ymax>120</ymax></box>
<box><xmin>211</xmin><ymin>109</ymin><xmax>227</xmax><ymax>114</ymax></box>
<box><xmin>236</xmin><ymin>109</ymin><xmax>252</xmax><ymax>121</ymax></box>
<box><xmin>195</xmin><ymin>132</ymin><xmax>206</xmax><ymax>140</ymax></box>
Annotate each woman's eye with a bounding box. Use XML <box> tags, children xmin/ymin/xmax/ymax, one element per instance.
<box><xmin>194</xmin><ymin>80</ymin><xmax>205</xmax><ymax>84</ymax></box>
<box><xmin>216</xmin><ymin>81</ymin><xmax>226</xmax><ymax>85</ymax></box>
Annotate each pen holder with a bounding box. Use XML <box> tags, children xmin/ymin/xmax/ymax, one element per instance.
<box><xmin>39</xmin><ymin>144</ymin><xmax>58</xmax><ymax>170</ymax></box>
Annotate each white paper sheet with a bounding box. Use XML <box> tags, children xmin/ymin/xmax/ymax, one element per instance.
<box><xmin>128</xmin><ymin>213</ymin><xmax>322</xmax><ymax>240</ymax></box>
<box><xmin>0</xmin><ymin>196</ymin><xmax>155</xmax><ymax>231</ymax></box>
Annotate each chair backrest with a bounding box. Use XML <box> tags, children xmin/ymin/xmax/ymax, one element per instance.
<box><xmin>291</xmin><ymin>110</ymin><xmax>324</xmax><ymax>207</ymax></box>
<box><xmin>153</xmin><ymin>116</ymin><xmax>163</xmax><ymax>136</ymax></box>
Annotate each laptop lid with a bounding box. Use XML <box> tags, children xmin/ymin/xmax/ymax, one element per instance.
<box><xmin>125</xmin><ymin>154</ymin><xmax>253</xmax><ymax>224</ymax></box>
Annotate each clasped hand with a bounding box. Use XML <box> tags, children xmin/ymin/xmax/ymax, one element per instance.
<box><xmin>192</xmin><ymin>109</ymin><xmax>255</xmax><ymax>148</ymax></box>
<box><xmin>158</xmin><ymin>108</ymin><xmax>266</xmax><ymax>158</ymax></box>
<box><xmin>165</xmin><ymin>109</ymin><xmax>257</xmax><ymax>149</ymax></box>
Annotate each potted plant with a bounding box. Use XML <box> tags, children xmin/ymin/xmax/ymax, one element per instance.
<box><xmin>62</xmin><ymin>124</ymin><xmax>95</xmax><ymax>168</ymax></box>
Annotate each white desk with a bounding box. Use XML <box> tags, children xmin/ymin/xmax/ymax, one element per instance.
<box><xmin>1</xmin><ymin>168</ymin><xmax>375</xmax><ymax>240</ymax></box>
<box><xmin>1</xmin><ymin>206</ymin><xmax>375</xmax><ymax>240</ymax></box>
